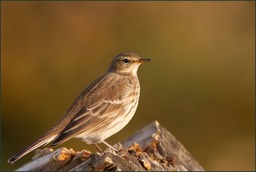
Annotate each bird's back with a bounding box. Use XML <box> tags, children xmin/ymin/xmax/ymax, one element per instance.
<box><xmin>51</xmin><ymin>72</ymin><xmax>140</xmax><ymax>145</ymax></box>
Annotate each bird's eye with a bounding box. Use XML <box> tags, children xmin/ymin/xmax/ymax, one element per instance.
<box><xmin>123</xmin><ymin>58</ymin><xmax>130</xmax><ymax>63</ymax></box>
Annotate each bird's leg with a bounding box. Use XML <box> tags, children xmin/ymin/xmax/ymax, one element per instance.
<box><xmin>93</xmin><ymin>144</ymin><xmax>103</xmax><ymax>152</ymax></box>
<box><xmin>102</xmin><ymin>141</ymin><xmax>118</xmax><ymax>151</ymax></box>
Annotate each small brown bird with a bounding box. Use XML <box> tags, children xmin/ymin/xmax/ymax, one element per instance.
<box><xmin>8</xmin><ymin>52</ymin><xmax>151</xmax><ymax>164</ymax></box>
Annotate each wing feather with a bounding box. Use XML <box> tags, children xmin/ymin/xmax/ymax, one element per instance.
<box><xmin>52</xmin><ymin>73</ymin><xmax>135</xmax><ymax>146</ymax></box>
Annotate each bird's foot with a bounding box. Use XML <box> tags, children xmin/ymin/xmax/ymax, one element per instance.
<box><xmin>93</xmin><ymin>144</ymin><xmax>103</xmax><ymax>152</ymax></box>
<box><xmin>102</xmin><ymin>141</ymin><xmax>119</xmax><ymax>152</ymax></box>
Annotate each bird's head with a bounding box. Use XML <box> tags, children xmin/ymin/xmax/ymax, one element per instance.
<box><xmin>108</xmin><ymin>52</ymin><xmax>151</xmax><ymax>76</ymax></box>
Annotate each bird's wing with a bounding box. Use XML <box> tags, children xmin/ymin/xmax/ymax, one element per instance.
<box><xmin>7</xmin><ymin>73</ymin><xmax>128</xmax><ymax>164</ymax></box>
<box><xmin>51</xmin><ymin>73</ymin><xmax>136</xmax><ymax>146</ymax></box>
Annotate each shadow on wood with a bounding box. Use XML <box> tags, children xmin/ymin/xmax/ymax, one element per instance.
<box><xmin>16</xmin><ymin>121</ymin><xmax>204</xmax><ymax>171</ymax></box>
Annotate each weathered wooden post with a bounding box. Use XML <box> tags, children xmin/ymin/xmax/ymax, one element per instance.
<box><xmin>16</xmin><ymin>121</ymin><xmax>204</xmax><ymax>171</ymax></box>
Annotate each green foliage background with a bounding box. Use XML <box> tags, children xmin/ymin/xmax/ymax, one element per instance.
<box><xmin>2</xmin><ymin>1</ymin><xmax>254</xmax><ymax>171</ymax></box>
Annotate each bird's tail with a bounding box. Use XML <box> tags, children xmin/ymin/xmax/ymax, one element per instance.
<box><xmin>7</xmin><ymin>134</ymin><xmax>57</xmax><ymax>164</ymax></box>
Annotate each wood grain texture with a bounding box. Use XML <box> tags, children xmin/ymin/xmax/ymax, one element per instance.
<box><xmin>16</xmin><ymin>121</ymin><xmax>204</xmax><ymax>171</ymax></box>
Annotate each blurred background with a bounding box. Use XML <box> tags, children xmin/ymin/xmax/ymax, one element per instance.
<box><xmin>1</xmin><ymin>1</ymin><xmax>255</xmax><ymax>171</ymax></box>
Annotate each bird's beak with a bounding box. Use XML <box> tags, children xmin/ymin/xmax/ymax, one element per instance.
<box><xmin>139</xmin><ymin>58</ymin><xmax>151</xmax><ymax>63</ymax></box>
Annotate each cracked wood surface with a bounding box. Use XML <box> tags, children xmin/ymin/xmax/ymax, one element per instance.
<box><xmin>16</xmin><ymin>121</ymin><xmax>204</xmax><ymax>171</ymax></box>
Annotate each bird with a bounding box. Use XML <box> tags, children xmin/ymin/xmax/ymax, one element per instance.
<box><xmin>8</xmin><ymin>51</ymin><xmax>151</xmax><ymax>164</ymax></box>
